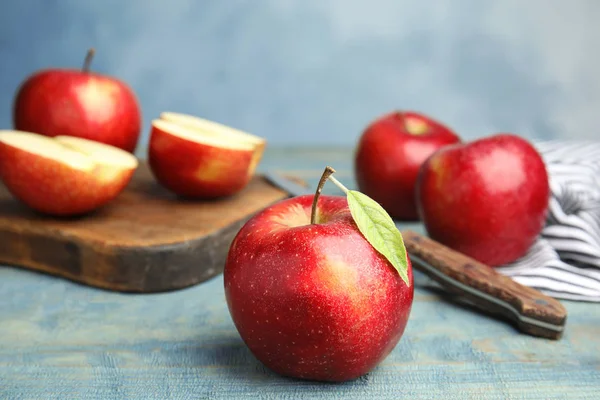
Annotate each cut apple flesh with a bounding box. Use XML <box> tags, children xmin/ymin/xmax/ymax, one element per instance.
<box><xmin>55</xmin><ymin>136</ymin><xmax>138</xmax><ymax>169</ymax></box>
<box><xmin>0</xmin><ymin>131</ymin><xmax>95</xmax><ymax>170</ymax></box>
<box><xmin>0</xmin><ymin>131</ymin><xmax>138</xmax><ymax>170</ymax></box>
<box><xmin>152</xmin><ymin>119</ymin><xmax>257</xmax><ymax>151</ymax></box>
<box><xmin>159</xmin><ymin>112</ymin><xmax>265</xmax><ymax>148</ymax></box>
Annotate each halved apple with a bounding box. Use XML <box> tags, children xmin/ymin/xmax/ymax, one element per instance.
<box><xmin>0</xmin><ymin>130</ymin><xmax>138</xmax><ymax>216</ymax></box>
<box><xmin>148</xmin><ymin>116</ymin><xmax>266</xmax><ymax>199</ymax></box>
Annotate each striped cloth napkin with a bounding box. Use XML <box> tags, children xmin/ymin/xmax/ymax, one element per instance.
<box><xmin>497</xmin><ymin>141</ymin><xmax>600</xmax><ymax>302</ymax></box>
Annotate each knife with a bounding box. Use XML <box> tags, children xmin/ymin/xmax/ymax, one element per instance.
<box><xmin>263</xmin><ymin>171</ymin><xmax>567</xmax><ymax>340</ymax></box>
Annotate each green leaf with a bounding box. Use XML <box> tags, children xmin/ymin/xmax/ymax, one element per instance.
<box><xmin>346</xmin><ymin>190</ymin><xmax>410</xmax><ymax>286</ymax></box>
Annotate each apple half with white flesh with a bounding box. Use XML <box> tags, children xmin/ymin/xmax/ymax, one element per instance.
<box><xmin>148</xmin><ymin>114</ymin><xmax>266</xmax><ymax>199</ymax></box>
<box><xmin>0</xmin><ymin>130</ymin><xmax>138</xmax><ymax>216</ymax></box>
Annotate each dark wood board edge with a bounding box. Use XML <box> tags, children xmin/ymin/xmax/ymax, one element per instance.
<box><xmin>0</xmin><ymin>197</ymin><xmax>290</xmax><ymax>293</ymax></box>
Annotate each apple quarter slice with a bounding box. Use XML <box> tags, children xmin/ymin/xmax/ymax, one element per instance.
<box><xmin>148</xmin><ymin>119</ymin><xmax>260</xmax><ymax>198</ymax></box>
<box><xmin>0</xmin><ymin>130</ymin><xmax>137</xmax><ymax>216</ymax></box>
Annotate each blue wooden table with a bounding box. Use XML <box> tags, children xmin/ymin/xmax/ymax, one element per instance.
<box><xmin>0</xmin><ymin>148</ymin><xmax>599</xmax><ymax>399</ymax></box>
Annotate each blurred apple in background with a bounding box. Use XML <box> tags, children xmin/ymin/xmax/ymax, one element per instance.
<box><xmin>354</xmin><ymin>111</ymin><xmax>461</xmax><ymax>221</ymax></box>
<box><xmin>148</xmin><ymin>114</ymin><xmax>266</xmax><ymax>199</ymax></box>
<box><xmin>0</xmin><ymin>131</ymin><xmax>138</xmax><ymax>216</ymax></box>
<box><xmin>12</xmin><ymin>48</ymin><xmax>142</xmax><ymax>153</ymax></box>
<box><xmin>416</xmin><ymin>133</ymin><xmax>550</xmax><ymax>267</ymax></box>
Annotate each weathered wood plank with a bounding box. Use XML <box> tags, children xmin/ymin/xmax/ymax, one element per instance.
<box><xmin>0</xmin><ymin>268</ymin><xmax>598</xmax><ymax>399</ymax></box>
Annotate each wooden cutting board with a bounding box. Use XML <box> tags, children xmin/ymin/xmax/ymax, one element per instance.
<box><xmin>0</xmin><ymin>162</ymin><xmax>294</xmax><ymax>293</ymax></box>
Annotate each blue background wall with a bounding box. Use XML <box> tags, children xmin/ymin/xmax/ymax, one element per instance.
<box><xmin>1</xmin><ymin>0</ymin><xmax>599</xmax><ymax>155</ymax></box>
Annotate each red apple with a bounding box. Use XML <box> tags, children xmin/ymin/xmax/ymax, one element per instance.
<box><xmin>416</xmin><ymin>133</ymin><xmax>550</xmax><ymax>267</ymax></box>
<box><xmin>12</xmin><ymin>49</ymin><xmax>142</xmax><ymax>153</ymax></box>
<box><xmin>148</xmin><ymin>115</ymin><xmax>266</xmax><ymax>199</ymax></box>
<box><xmin>0</xmin><ymin>130</ymin><xmax>138</xmax><ymax>216</ymax></box>
<box><xmin>224</xmin><ymin>194</ymin><xmax>414</xmax><ymax>382</ymax></box>
<box><xmin>355</xmin><ymin>110</ymin><xmax>461</xmax><ymax>221</ymax></box>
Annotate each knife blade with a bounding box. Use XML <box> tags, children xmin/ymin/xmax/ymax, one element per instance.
<box><xmin>263</xmin><ymin>171</ymin><xmax>567</xmax><ymax>339</ymax></box>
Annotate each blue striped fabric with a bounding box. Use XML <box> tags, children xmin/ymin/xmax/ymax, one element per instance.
<box><xmin>497</xmin><ymin>141</ymin><xmax>600</xmax><ymax>302</ymax></box>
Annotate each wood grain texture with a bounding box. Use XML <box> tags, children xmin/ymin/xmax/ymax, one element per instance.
<box><xmin>0</xmin><ymin>148</ymin><xmax>598</xmax><ymax>399</ymax></box>
<box><xmin>402</xmin><ymin>230</ymin><xmax>567</xmax><ymax>340</ymax></box>
<box><xmin>0</xmin><ymin>163</ymin><xmax>292</xmax><ymax>292</ymax></box>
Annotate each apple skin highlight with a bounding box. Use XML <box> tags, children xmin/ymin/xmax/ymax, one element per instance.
<box><xmin>224</xmin><ymin>194</ymin><xmax>414</xmax><ymax>382</ymax></box>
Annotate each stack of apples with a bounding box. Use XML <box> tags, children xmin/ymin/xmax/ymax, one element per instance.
<box><xmin>0</xmin><ymin>49</ymin><xmax>266</xmax><ymax>217</ymax></box>
<box><xmin>354</xmin><ymin>110</ymin><xmax>550</xmax><ymax>267</ymax></box>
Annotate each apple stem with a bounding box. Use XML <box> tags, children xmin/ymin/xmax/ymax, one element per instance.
<box><xmin>82</xmin><ymin>48</ymin><xmax>96</xmax><ymax>73</ymax></box>
<box><xmin>310</xmin><ymin>166</ymin><xmax>352</xmax><ymax>224</ymax></box>
<box><xmin>310</xmin><ymin>166</ymin><xmax>336</xmax><ymax>225</ymax></box>
<box><xmin>328</xmin><ymin>175</ymin><xmax>349</xmax><ymax>194</ymax></box>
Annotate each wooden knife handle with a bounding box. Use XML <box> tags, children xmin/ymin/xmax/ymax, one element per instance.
<box><xmin>401</xmin><ymin>230</ymin><xmax>567</xmax><ymax>340</ymax></box>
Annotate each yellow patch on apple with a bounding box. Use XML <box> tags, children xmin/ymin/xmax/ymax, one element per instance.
<box><xmin>313</xmin><ymin>254</ymin><xmax>369</xmax><ymax>313</ymax></box>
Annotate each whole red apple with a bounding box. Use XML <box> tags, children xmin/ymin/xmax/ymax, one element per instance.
<box><xmin>416</xmin><ymin>133</ymin><xmax>550</xmax><ymax>267</ymax></box>
<box><xmin>354</xmin><ymin>110</ymin><xmax>461</xmax><ymax>221</ymax></box>
<box><xmin>12</xmin><ymin>49</ymin><xmax>141</xmax><ymax>153</ymax></box>
<box><xmin>224</xmin><ymin>193</ymin><xmax>414</xmax><ymax>382</ymax></box>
